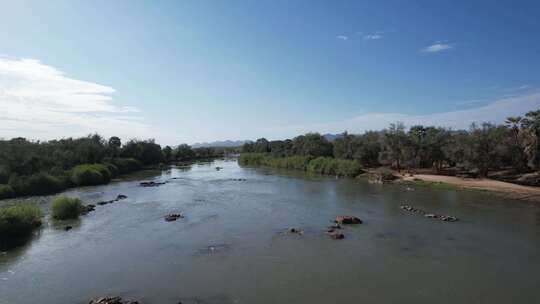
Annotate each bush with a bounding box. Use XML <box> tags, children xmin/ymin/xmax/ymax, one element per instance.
<box><xmin>0</xmin><ymin>184</ymin><xmax>15</xmax><ymax>199</ymax></box>
<box><xmin>51</xmin><ymin>196</ymin><xmax>84</xmax><ymax>220</ymax></box>
<box><xmin>71</xmin><ymin>164</ymin><xmax>111</xmax><ymax>186</ymax></box>
<box><xmin>111</xmin><ymin>158</ymin><xmax>142</xmax><ymax>174</ymax></box>
<box><xmin>104</xmin><ymin>163</ymin><xmax>119</xmax><ymax>177</ymax></box>
<box><xmin>8</xmin><ymin>173</ymin><xmax>66</xmax><ymax>196</ymax></box>
<box><xmin>0</xmin><ymin>203</ymin><xmax>43</xmax><ymax>238</ymax></box>
<box><xmin>307</xmin><ymin>157</ymin><xmax>363</xmax><ymax>177</ymax></box>
<box><xmin>239</xmin><ymin>153</ymin><xmax>363</xmax><ymax>177</ymax></box>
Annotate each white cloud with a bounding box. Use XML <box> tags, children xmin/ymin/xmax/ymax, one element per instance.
<box><xmin>258</xmin><ymin>92</ymin><xmax>540</xmax><ymax>139</ymax></box>
<box><xmin>363</xmin><ymin>34</ymin><xmax>382</xmax><ymax>40</ymax></box>
<box><xmin>0</xmin><ymin>57</ymin><xmax>153</xmax><ymax>141</ymax></box>
<box><xmin>421</xmin><ymin>43</ymin><xmax>452</xmax><ymax>53</ymax></box>
<box><xmin>337</xmin><ymin>35</ymin><xmax>348</xmax><ymax>40</ymax></box>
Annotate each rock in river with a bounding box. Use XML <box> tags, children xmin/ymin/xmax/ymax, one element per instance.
<box><xmin>327</xmin><ymin>231</ymin><xmax>345</xmax><ymax>240</ymax></box>
<box><xmin>140</xmin><ymin>181</ymin><xmax>167</xmax><ymax>187</ymax></box>
<box><xmin>335</xmin><ymin>215</ymin><xmax>362</xmax><ymax>225</ymax></box>
<box><xmin>164</xmin><ymin>213</ymin><xmax>184</xmax><ymax>222</ymax></box>
<box><xmin>89</xmin><ymin>296</ymin><xmax>140</xmax><ymax>304</ymax></box>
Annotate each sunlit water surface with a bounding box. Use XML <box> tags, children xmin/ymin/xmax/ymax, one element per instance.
<box><xmin>1</xmin><ymin>159</ymin><xmax>540</xmax><ymax>303</ymax></box>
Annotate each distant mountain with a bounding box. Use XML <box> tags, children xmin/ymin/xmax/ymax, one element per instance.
<box><xmin>191</xmin><ymin>140</ymin><xmax>251</xmax><ymax>148</ymax></box>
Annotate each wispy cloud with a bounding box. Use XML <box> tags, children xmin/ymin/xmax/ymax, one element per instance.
<box><xmin>337</xmin><ymin>35</ymin><xmax>348</xmax><ymax>41</ymax></box>
<box><xmin>0</xmin><ymin>57</ymin><xmax>153</xmax><ymax>140</ymax></box>
<box><xmin>421</xmin><ymin>43</ymin><xmax>452</xmax><ymax>53</ymax></box>
<box><xmin>363</xmin><ymin>34</ymin><xmax>382</xmax><ymax>40</ymax></box>
<box><xmin>258</xmin><ymin>92</ymin><xmax>540</xmax><ymax>139</ymax></box>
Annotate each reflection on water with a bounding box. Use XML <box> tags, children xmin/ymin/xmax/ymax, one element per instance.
<box><xmin>1</xmin><ymin>159</ymin><xmax>540</xmax><ymax>304</ymax></box>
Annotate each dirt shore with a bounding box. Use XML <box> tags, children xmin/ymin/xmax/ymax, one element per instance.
<box><xmin>402</xmin><ymin>174</ymin><xmax>540</xmax><ymax>202</ymax></box>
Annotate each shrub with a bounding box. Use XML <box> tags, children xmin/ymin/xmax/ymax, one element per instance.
<box><xmin>0</xmin><ymin>184</ymin><xmax>15</xmax><ymax>199</ymax></box>
<box><xmin>0</xmin><ymin>203</ymin><xmax>43</xmax><ymax>238</ymax></box>
<box><xmin>8</xmin><ymin>173</ymin><xmax>66</xmax><ymax>196</ymax></box>
<box><xmin>111</xmin><ymin>158</ymin><xmax>142</xmax><ymax>174</ymax></box>
<box><xmin>71</xmin><ymin>164</ymin><xmax>111</xmax><ymax>186</ymax></box>
<box><xmin>51</xmin><ymin>196</ymin><xmax>84</xmax><ymax>220</ymax></box>
<box><xmin>307</xmin><ymin>157</ymin><xmax>363</xmax><ymax>177</ymax></box>
<box><xmin>104</xmin><ymin>163</ymin><xmax>119</xmax><ymax>177</ymax></box>
<box><xmin>239</xmin><ymin>153</ymin><xmax>362</xmax><ymax>177</ymax></box>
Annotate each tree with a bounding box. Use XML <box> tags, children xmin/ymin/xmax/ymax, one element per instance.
<box><xmin>380</xmin><ymin>123</ymin><xmax>408</xmax><ymax>171</ymax></box>
<box><xmin>520</xmin><ymin>110</ymin><xmax>540</xmax><ymax>169</ymax></box>
<box><xmin>505</xmin><ymin>116</ymin><xmax>527</xmax><ymax>171</ymax></box>
<box><xmin>108</xmin><ymin>136</ymin><xmax>121</xmax><ymax>158</ymax></box>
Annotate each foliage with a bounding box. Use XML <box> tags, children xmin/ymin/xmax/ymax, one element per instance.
<box><xmin>307</xmin><ymin>157</ymin><xmax>363</xmax><ymax>177</ymax></box>
<box><xmin>50</xmin><ymin>196</ymin><xmax>84</xmax><ymax>220</ymax></box>
<box><xmin>239</xmin><ymin>153</ymin><xmax>362</xmax><ymax>177</ymax></box>
<box><xmin>0</xmin><ymin>185</ymin><xmax>15</xmax><ymax>199</ymax></box>
<box><xmin>0</xmin><ymin>203</ymin><xmax>43</xmax><ymax>238</ymax></box>
<box><xmin>8</xmin><ymin>173</ymin><xmax>67</xmax><ymax>196</ymax></box>
<box><xmin>71</xmin><ymin>164</ymin><xmax>111</xmax><ymax>186</ymax></box>
<box><xmin>111</xmin><ymin>158</ymin><xmax>142</xmax><ymax>174</ymax></box>
<box><xmin>241</xmin><ymin>110</ymin><xmax>540</xmax><ymax>177</ymax></box>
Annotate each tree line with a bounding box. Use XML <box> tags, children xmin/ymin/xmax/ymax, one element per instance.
<box><xmin>0</xmin><ymin>134</ymin><xmax>226</xmax><ymax>199</ymax></box>
<box><xmin>241</xmin><ymin>110</ymin><xmax>540</xmax><ymax>180</ymax></box>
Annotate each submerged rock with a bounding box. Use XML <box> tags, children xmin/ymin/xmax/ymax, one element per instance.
<box><xmin>164</xmin><ymin>213</ymin><xmax>184</xmax><ymax>222</ymax></box>
<box><xmin>288</xmin><ymin>227</ymin><xmax>303</xmax><ymax>234</ymax></box>
<box><xmin>81</xmin><ymin>204</ymin><xmax>96</xmax><ymax>214</ymax></box>
<box><xmin>89</xmin><ymin>296</ymin><xmax>140</xmax><ymax>304</ymax></box>
<box><xmin>116</xmin><ymin>194</ymin><xmax>128</xmax><ymax>200</ymax></box>
<box><xmin>327</xmin><ymin>231</ymin><xmax>345</xmax><ymax>240</ymax></box>
<box><xmin>401</xmin><ymin>205</ymin><xmax>458</xmax><ymax>222</ymax></box>
<box><xmin>140</xmin><ymin>181</ymin><xmax>167</xmax><ymax>187</ymax></box>
<box><xmin>335</xmin><ymin>216</ymin><xmax>362</xmax><ymax>225</ymax></box>
<box><xmin>97</xmin><ymin>200</ymin><xmax>114</xmax><ymax>206</ymax></box>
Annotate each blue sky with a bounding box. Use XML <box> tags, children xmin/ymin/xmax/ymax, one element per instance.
<box><xmin>1</xmin><ymin>0</ymin><xmax>539</xmax><ymax>144</ymax></box>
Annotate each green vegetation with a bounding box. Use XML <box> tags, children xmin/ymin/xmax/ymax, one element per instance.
<box><xmin>0</xmin><ymin>185</ymin><xmax>15</xmax><ymax>199</ymax></box>
<box><xmin>241</xmin><ymin>110</ymin><xmax>540</xmax><ymax>182</ymax></box>
<box><xmin>0</xmin><ymin>135</ymin><xmax>225</xmax><ymax>199</ymax></box>
<box><xmin>406</xmin><ymin>180</ymin><xmax>459</xmax><ymax>190</ymax></box>
<box><xmin>50</xmin><ymin>196</ymin><xmax>84</xmax><ymax>220</ymax></box>
<box><xmin>239</xmin><ymin>153</ymin><xmax>363</xmax><ymax>177</ymax></box>
<box><xmin>71</xmin><ymin>164</ymin><xmax>111</xmax><ymax>186</ymax></box>
<box><xmin>0</xmin><ymin>203</ymin><xmax>43</xmax><ymax>239</ymax></box>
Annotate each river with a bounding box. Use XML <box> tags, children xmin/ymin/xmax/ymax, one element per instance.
<box><xmin>1</xmin><ymin>159</ymin><xmax>540</xmax><ymax>303</ymax></box>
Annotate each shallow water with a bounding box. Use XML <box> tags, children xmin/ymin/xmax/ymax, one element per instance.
<box><xmin>1</xmin><ymin>159</ymin><xmax>540</xmax><ymax>304</ymax></box>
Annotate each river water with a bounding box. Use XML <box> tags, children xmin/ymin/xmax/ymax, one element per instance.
<box><xmin>1</xmin><ymin>159</ymin><xmax>540</xmax><ymax>304</ymax></box>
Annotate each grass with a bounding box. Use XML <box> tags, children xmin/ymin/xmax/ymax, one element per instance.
<box><xmin>406</xmin><ymin>179</ymin><xmax>459</xmax><ymax>190</ymax></box>
<box><xmin>0</xmin><ymin>203</ymin><xmax>43</xmax><ymax>239</ymax></box>
<box><xmin>50</xmin><ymin>196</ymin><xmax>84</xmax><ymax>220</ymax></box>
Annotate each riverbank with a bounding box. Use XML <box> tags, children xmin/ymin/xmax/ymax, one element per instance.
<box><xmin>402</xmin><ymin>174</ymin><xmax>540</xmax><ymax>202</ymax></box>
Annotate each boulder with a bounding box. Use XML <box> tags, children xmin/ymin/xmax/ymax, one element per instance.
<box><xmin>335</xmin><ymin>216</ymin><xmax>362</xmax><ymax>224</ymax></box>
<box><xmin>116</xmin><ymin>194</ymin><xmax>127</xmax><ymax>200</ymax></box>
<box><xmin>64</xmin><ymin>226</ymin><xmax>72</xmax><ymax>231</ymax></box>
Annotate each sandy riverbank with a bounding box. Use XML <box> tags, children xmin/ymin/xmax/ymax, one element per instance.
<box><xmin>402</xmin><ymin>174</ymin><xmax>540</xmax><ymax>202</ymax></box>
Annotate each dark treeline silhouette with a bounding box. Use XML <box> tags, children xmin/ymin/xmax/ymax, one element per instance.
<box><xmin>240</xmin><ymin>110</ymin><xmax>540</xmax><ymax>184</ymax></box>
<box><xmin>0</xmin><ymin>134</ymin><xmax>225</xmax><ymax>199</ymax></box>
